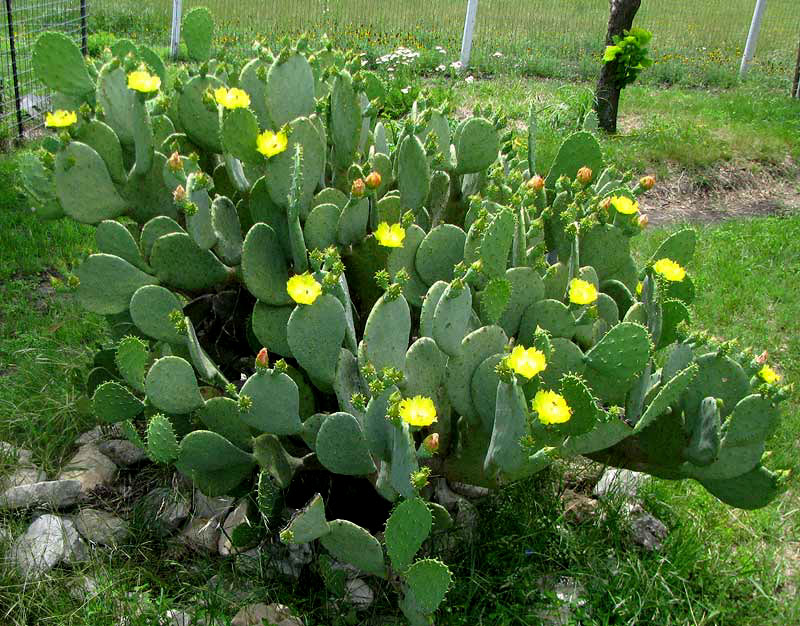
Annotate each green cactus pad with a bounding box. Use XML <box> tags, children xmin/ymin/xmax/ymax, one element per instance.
<box><xmin>685</xmin><ymin>397</ymin><xmax>721</xmax><ymax>467</ymax></box>
<box><xmin>140</xmin><ymin>216</ymin><xmax>184</xmax><ymax>260</ymax></box>
<box><xmin>600</xmin><ymin>279</ymin><xmax>634</xmax><ymax>317</ymax></box>
<box><xmin>479</xmin><ymin>210</ymin><xmax>514</xmax><ymax>278</ymax></box>
<box><xmin>664</xmin><ymin>275</ymin><xmax>696</xmax><ymax>305</ymax></box>
<box><xmin>75</xmin><ymin>254</ymin><xmax>157</xmax><ymax>315</ymax></box>
<box><xmin>54</xmin><ymin>142</ymin><xmax>128</xmax><ymax>224</ymax></box>
<box><xmin>314</xmin><ymin>187</ymin><xmax>349</xmax><ymax>211</ymax></box>
<box><xmin>178</xmin><ymin>75</ymin><xmax>224</xmax><ymax>153</ymax></box>
<box><xmin>282</xmin><ymin>494</ymin><xmax>330</xmax><ymax>544</ymax></box>
<box><xmin>699</xmin><ymin>465</ymin><xmax>783</xmax><ymax>510</ymax></box>
<box><xmin>125</xmin><ymin>152</ymin><xmax>176</xmax><ymax>224</ymax></box>
<box><xmin>241</xmin><ymin>224</ymin><xmax>293</xmax><ymax>305</ymax></box>
<box><xmin>332</xmin><ymin>349</ymin><xmax>367</xmax><ymax>417</ymax></box>
<box><xmin>485</xmin><ymin>381</ymin><xmax>532</xmax><ymax>479</ymax></box>
<box><xmin>220</xmin><ymin>107</ymin><xmax>262</xmax><ymax>164</ymax></box>
<box><xmin>17</xmin><ymin>152</ymin><xmax>63</xmax><ymax>220</ymax></box>
<box><xmin>92</xmin><ymin>381</ymin><xmax>145</xmax><ymax>423</ymax></box>
<box><xmin>304</xmin><ymin>203</ymin><xmax>340</xmax><ymax>252</ymax></box>
<box><xmin>445</xmin><ymin>325</ymin><xmax>508</xmax><ymax>421</ymax></box>
<box><xmin>403</xmin><ymin>558</ymin><xmax>452</xmax><ymax>615</ymax></box>
<box><xmin>649</xmin><ymin>228</ymin><xmax>696</xmax><ymax>268</ymax></box>
<box><xmin>545</xmin><ymin>131</ymin><xmax>604</xmax><ymax>188</ymax></box>
<box><xmin>184</xmin><ymin>317</ymin><xmax>227</xmax><ymax>386</ymax></box>
<box><xmin>376</xmin><ymin>194</ymin><xmax>402</xmax><ymax>224</ymax></box>
<box><xmin>584</xmin><ymin>322</ymin><xmax>650</xmax><ymax>387</ymax></box>
<box><xmin>316</xmin><ymin>412</ymin><xmax>376</xmax><ymax>475</ymax></box>
<box><xmin>578</xmin><ymin>266</ymin><xmax>599</xmax><ymax>288</ymax></box>
<box><xmin>75</xmin><ymin>120</ymin><xmax>127</xmax><ymax>185</ymax></box>
<box><xmin>319</xmin><ymin>519</ymin><xmax>387</xmax><ymax>578</ymax></box>
<box><xmin>519</xmin><ymin>299</ymin><xmax>575</xmax><ymax>342</ymax></box>
<box><xmin>722</xmin><ymin>394</ymin><xmax>779</xmax><ymax>447</ymax></box>
<box><xmin>96</xmin><ymin>220</ymin><xmax>147</xmax><ymax>271</ymax></box>
<box><xmin>196</xmin><ymin>397</ymin><xmax>253</xmax><ymax>450</ymax></box>
<box><xmin>287</xmin><ymin>294</ymin><xmax>346</xmax><ymax>390</ymax></box>
<box><xmin>176</xmin><ymin>430</ymin><xmax>257</xmax><ymax>497</ymax></box>
<box><xmin>266</xmin><ymin>117</ymin><xmax>325</xmax><ymax>211</ymax></box>
<box><xmin>595</xmin><ymin>293</ymin><xmax>620</xmax><ymax>327</ymax></box>
<box><xmin>150</xmin><ymin>233</ymin><xmax>230</xmax><ymax>291</ymax></box>
<box><xmin>681</xmin><ymin>353</ymin><xmax>749</xmax><ymax>421</ymax></box>
<box><xmin>257</xmin><ymin>470</ymin><xmax>283</xmax><ymax>521</ymax></box>
<box><xmin>455</xmin><ymin>118</ymin><xmax>499</xmax><ymax>174</ymax></box>
<box><xmin>267</xmin><ymin>54</ymin><xmax>316</xmax><ymax>127</ymax></box>
<box><xmin>470</xmin><ymin>353</ymin><xmax>504</xmax><ymax>432</ymax></box>
<box><xmin>543</xmin><ymin>262</ymin><xmax>569</xmax><ymax>300</ymax></box>
<box><xmin>251</xmin><ymin>302</ymin><xmax>293</xmax><ymax>357</ymax></box>
<box><xmin>497</xmin><ymin>268</ymin><xmax>546</xmax><ymax>337</ymax></box>
<box><xmin>397</xmin><ymin>135</ymin><xmax>430</xmax><ymax>211</ymax></box>
<box><xmin>145</xmin><ymin>356</ymin><xmax>204</xmax><ymax>414</ymax></box>
<box><xmin>539</xmin><ymin>337</ymin><xmax>586</xmax><ymax>388</ymax></box>
<box><xmin>562</xmin><ymin>418</ymin><xmax>633</xmax><ymax>455</ymax></box>
<box><xmin>337</xmin><ymin>198</ymin><xmax>369</xmax><ymax>246</ymax></box>
<box><xmin>330</xmin><ymin>71</ymin><xmax>361</xmax><ymax>170</ymax></box>
<box><xmin>362</xmin><ymin>386</ymin><xmax>394</xmax><ymax>462</ymax></box>
<box><xmin>385</xmin><ymin>224</ymin><xmax>428</xmax><ymax>307</ymax></box>
<box><xmin>146</xmin><ymin>413</ymin><xmax>180</xmax><ymax>464</ymax></box>
<box><xmin>115</xmin><ymin>336</ymin><xmax>149</xmax><ymax>393</ymax></box>
<box><xmin>129</xmin><ymin>285</ymin><xmax>186</xmax><ymax>344</ymax></box>
<box><xmin>419</xmin><ymin>281</ymin><xmax>448</xmax><ymax>339</ymax></box>
<box><xmin>385</xmin><ymin>497</ymin><xmax>432</xmax><ymax>572</ymax></box>
<box><xmin>252</xmin><ymin>434</ymin><xmax>303</xmax><ymax>488</ymax></box>
<box><xmin>182</xmin><ymin>7</ymin><xmax>214</xmax><ymax>62</ymax></box>
<box><xmin>238</xmin><ymin>371</ymin><xmax>302</xmax><ymax>436</ymax></box>
<box><xmin>390</xmin><ymin>422</ymin><xmax>419</xmax><ymax>499</ymax></box>
<box><xmin>623</xmin><ymin>301</ymin><xmax>646</xmax><ymax>325</ymax></box>
<box><xmin>33</xmin><ymin>32</ymin><xmax>94</xmax><ymax>97</ymax></box>
<box><xmin>403</xmin><ymin>338</ymin><xmax>446</xmax><ymax>400</ymax></box>
<box><xmin>415</xmin><ymin>225</ymin><xmax>467</xmax><ymax>286</ymax></box>
<box><xmin>658</xmin><ymin>299</ymin><xmax>691</xmax><ymax>349</ymax></box>
<box><xmin>210</xmin><ymin>196</ymin><xmax>243</xmax><ymax>265</ymax></box>
<box><xmin>579</xmin><ymin>224</ymin><xmax>632</xmax><ymax>285</ymax></box>
<box><xmin>96</xmin><ymin>65</ymin><xmax>137</xmax><ymax>145</ymax></box>
<box><xmin>478</xmin><ymin>277</ymin><xmax>512</xmax><ymax>326</ymax></box>
<box><xmin>184</xmin><ymin>187</ymin><xmax>216</xmax><ymax>252</ymax></box>
<box><xmin>238</xmin><ymin>59</ymin><xmax>271</xmax><ymax>129</ymax></box>
<box><xmin>433</xmin><ymin>283</ymin><xmax>473</xmax><ymax>357</ymax></box>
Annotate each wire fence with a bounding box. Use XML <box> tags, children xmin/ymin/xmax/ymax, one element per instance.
<box><xmin>1</xmin><ymin>0</ymin><xmax>87</xmax><ymax>147</ymax></box>
<box><xmin>91</xmin><ymin>0</ymin><xmax>798</xmax><ymax>85</ymax></box>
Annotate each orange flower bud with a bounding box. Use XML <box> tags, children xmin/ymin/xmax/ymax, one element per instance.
<box><xmin>637</xmin><ymin>214</ymin><xmax>649</xmax><ymax>228</ymax></box>
<box><xmin>576</xmin><ymin>166</ymin><xmax>593</xmax><ymax>185</ymax></box>
<box><xmin>600</xmin><ymin>197</ymin><xmax>612</xmax><ymax>211</ymax></box>
<box><xmin>527</xmin><ymin>175</ymin><xmax>545</xmax><ymax>192</ymax></box>
<box><xmin>365</xmin><ymin>171</ymin><xmax>382</xmax><ymax>190</ymax></box>
<box><xmin>255</xmin><ymin>347</ymin><xmax>269</xmax><ymax>370</ymax></box>
<box><xmin>167</xmin><ymin>151</ymin><xmax>183</xmax><ymax>172</ymax></box>
<box><xmin>640</xmin><ymin>175</ymin><xmax>656</xmax><ymax>190</ymax></box>
<box><xmin>351</xmin><ymin>178</ymin><xmax>366</xmax><ymax>198</ymax></box>
<box><xmin>755</xmin><ymin>350</ymin><xmax>768</xmax><ymax>365</ymax></box>
<box><xmin>173</xmin><ymin>184</ymin><xmax>186</xmax><ymax>203</ymax></box>
<box><xmin>422</xmin><ymin>433</ymin><xmax>439</xmax><ymax>454</ymax></box>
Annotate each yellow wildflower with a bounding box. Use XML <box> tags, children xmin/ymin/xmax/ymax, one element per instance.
<box><xmin>214</xmin><ymin>87</ymin><xmax>251</xmax><ymax>110</ymax></box>
<box><xmin>374</xmin><ymin>222</ymin><xmax>406</xmax><ymax>248</ymax></box>
<box><xmin>568</xmin><ymin>278</ymin><xmax>598</xmax><ymax>305</ymax></box>
<box><xmin>45</xmin><ymin>110</ymin><xmax>77</xmax><ymax>128</ymax></box>
<box><xmin>506</xmin><ymin>345</ymin><xmax>547</xmax><ymax>380</ymax></box>
<box><xmin>127</xmin><ymin>70</ymin><xmax>161</xmax><ymax>93</ymax></box>
<box><xmin>758</xmin><ymin>365</ymin><xmax>781</xmax><ymax>385</ymax></box>
<box><xmin>653</xmin><ymin>258</ymin><xmax>686</xmax><ymax>282</ymax></box>
<box><xmin>399</xmin><ymin>395</ymin><xmax>438</xmax><ymax>427</ymax></box>
<box><xmin>532</xmin><ymin>390</ymin><xmax>572</xmax><ymax>425</ymax></box>
<box><xmin>256</xmin><ymin>130</ymin><xmax>288</xmax><ymax>158</ymax></box>
<box><xmin>611</xmin><ymin>195</ymin><xmax>639</xmax><ymax>215</ymax></box>
<box><xmin>286</xmin><ymin>273</ymin><xmax>322</xmax><ymax>305</ymax></box>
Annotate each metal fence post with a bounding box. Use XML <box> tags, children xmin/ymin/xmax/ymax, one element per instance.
<box><xmin>739</xmin><ymin>0</ymin><xmax>768</xmax><ymax>77</ymax></box>
<box><xmin>80</xmin><ymin>0</ymin><xmax>88</xmax><ymax>56</ymax></box>
<box><xmin>459</xmin><ymin>0</ymin><xmax>479</xmax><ymax>70</ymax></box>
<box><xmin>4</xmin><ymin>0</ymin><xmax>24</xmax><ymax>142</ymax></box>
<box><xmin>170</xmin><ymin>0</ymin><xmax>183</xmax><ymax>60</ymax></box>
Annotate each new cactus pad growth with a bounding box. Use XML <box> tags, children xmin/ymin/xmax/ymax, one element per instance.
<box><xmin>26</xmin><ymin>10</ymin><xmax>790</xmax><ymax>622</ymax></box>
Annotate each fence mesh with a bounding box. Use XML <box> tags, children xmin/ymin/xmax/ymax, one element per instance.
<box><xmin>1</xmin><ymin>0</ymin><xmax>87</xmax><ymax>147</ymax></box>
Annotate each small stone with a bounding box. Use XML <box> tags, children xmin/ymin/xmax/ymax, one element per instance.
<box><xmin>630</xmin><ymin>511</ymin><xmax>668</xmax><ymax>551</ymax></box>
<box><xmin>593</xmin><ymin>468</ymin><xmax>648</xmax><ymax>500</ymax></box>
<box><xmin>10</xmin><ymin>514</ymin><xmax>86</xmax><ymax>578</ymax></box>
<box><xmin>0</xmin><ymin>441</ymin><xmax>33</xmax><ymax>465</ymax></box>
<box><xmin>142</xmin><ymin>487</ymin><xmax>191</xmax><ymax>534</ymax></box>
<box><xmin>75</xmin><ymin>426</ymin><xmax>105</xmax><ymax>446</ymax></box>
<box><xmin>535</xmin><ymin>576</ymin><xmax>588</xmax><ymax>625</ymax></box>
<box><xmin>344</xmin><ymin>578</ymin><xmax>374</xmax><ymax>610</ymax></box>
<box><xmin>218</xmin><ymin>500</ymin><xmax>251</xmax><ymax>556</ymax></box>
<box><xmin>561</xmin><ymin>489</ymin><xmax>598</xmax><ymax>524</ymax></box>
<box><xmin>0</xmin><ymin>466</ymin><xmax>47</xmax><ymax>491</ymax></box>
<box><xmin>162</xmin><ymin>609</ymin><xmax>193</xmax><ymax>626</ymax></box>
<box><xmin>181</xmin><ymin>517</ymin><xmax>220</xmax><ymax>553</ymax></box>
<box><xmin>98</xmin><ymin>440</ymin><xmax>149</xmax><ymax>467</ymax></box>
<box><xmin>74</xmin><ymin>508</ymin><xmax>129</xmax><ymax>546</ymax></box>
<box><xmin>68</xmin><ymin>575</ymin><xmax>100</xmax><ymax>602</ymax></box>
<box><xmin>193</xmin><ymin>489</ymin><xmax>233</xmax><ymax>520</ymax></box>
<box><xmin>449</xmin><ymin>481</ymin><xmax>490</xmax><ymax>499</ymax></box>
<box><xmin>0</xmin><ymin>479</ymin><xmax>82</xmax><ymax>510</ymax></box>
<box><xmin>58</xmin><ymin>444</ymin><xmax>118</xmax><ymax>494</ymax></box>
<box><xmin>231</xmin><ymin>603</ymin><xmax>302</xmax><ymax>626</ymax></box>
<box><xmin>263</xmin><ymin>541</ymin><xmax>312</xmax><ymax>579</ymax></box>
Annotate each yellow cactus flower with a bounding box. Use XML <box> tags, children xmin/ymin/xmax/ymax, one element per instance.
<box><xmin>214</xmin><ymin>87</ymin><xmax>251</xmax><ymax>110</ymax></box>
<box><xmin>45</xmin><ymin>110</ymin><xmax>77</xmax><ymax>128</ymax></box>
<box><xmin>532</xmin><ymin>390</ymin><xmax>572</xmax><ymax>425</ymax></box>
<box><xmin>506</xmin><ymin>345</ymin><xmax>547</xmax><ymax>380</ymax></box>
<box><xmin>568</xmin><ymin>278</ymin><xmax>598</xmax><ymax>305</ymax></box>
<box><xmin>256</xmin><ymin>130</ymin><xmax>288</xmax><ymax>158</ymax></box>
<box><xmin>610</xmin><ymin>195</ymin><xmax>639</xmax><ymax>215</ymax></box>
<box><xmin>399</xmin><ymin>395</ymin><xmax>438</xmax><ymax>427</ymax></box>
<box><xmin>653</xmin><ymin>258</ymin><xmax>686</xmax><ymax>282</ymax></box>
<box><xmin>286</xmin><ymin>273</ymin><xmax>322</xmax><ymax>305</ymax></box>
<box><xmin>758</xmin><ymin>365</ymin><xmax>781</xmax><ymax>385</ymax></box>
<box><xmin>374</xmin><ymin>222</ymin><xmax>406</xmax><ymax>248</ymax></box>
<box><xmin>636</xmin><ymin>281</ymin><xmax>643</xmax><ymax>295</ymax></box>
<box><xmin>127</xmin><ymin>70</ymin><xmax>161</xmax><ymax>93</ymax></box>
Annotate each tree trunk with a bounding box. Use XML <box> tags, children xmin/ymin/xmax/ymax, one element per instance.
<box><xmin>595</xmin><ymin>0</ymin><xmax>642</xmax><ymax>133</ymax></box>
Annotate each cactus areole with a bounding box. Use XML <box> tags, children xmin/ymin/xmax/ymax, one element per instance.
<box><xmin>26</xmin><ymin>9</ymin><xmax>789</xmax><ymax>622</ymax></box>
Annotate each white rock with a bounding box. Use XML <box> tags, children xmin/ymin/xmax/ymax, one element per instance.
<box><xmin>218</xmin><ymin>501</ymin><xmax>251</xmax><ymax>556</ymax></box>
<box><xmin>630</xmin><ymin>511</ymin><xmax>668</xmax><ymax>551</ymax></box>
<box><xmin>75</xmin><ymin>426</ymin><xmax>105</xmax><ymax>446</ymax></box>
<box><xmin>68</xmin><ymin>575</ymin><xmax>100</xmax><ymax>602</ymax></box>
<box><xmin>344</xmin><ymin>578</ymin><xmax>374</xmax><ymax>610</ymax></box>
<box><xmin>142</xmin><ymin>487</ymin><xmax>191</xmax><ymax>534</ymax></box>
<box><xmin>74</xmin><ymin>508</ymin><xmax>129</xmax><ymax>546</ymax></box>
<box><xmin>535</xmin><ymin>576</ymin><xmax>588</xmax><ymax>625</ymax></box>
<box><xmin>181</xmin><ymin>517</ymin><xmax>220</xmax><ymax>553</ymax></box>
<box><xmin>193</xmin><ymin>489</ymin><xmax>233</xmax><ymax>520</ymax></box>
<box><xmin>162</xmin><ymin>609</ymin><xmax>193</xmax><ymax>626</ymax></box>
<box><xmin>10</xmin><ymin>514</ymin><xmax>86</xmax><ymax>578</ymax></box>
<box><xmin>0</xmin><ymin>441</ymin><xmax>33</xmax><ymax>465</ymax></box>
<box><xmin>593</xmin><ymin>468</ymin><xmax>648</xmax><ymax>500</ymax></box>
<box><xmin>0</xmin><ymin>479</ymin><xmax>82</xmax><ymax>510</ymax></box>
<box><xmin>58</xmin><ymin>444</ymin><xmax>118</xmax><ymax>494</ymax></box>
<box><xmin>231</xmin><ymin>603</ymin><xmax>302</xmax><ymax>626</ymax></box>
<box><xmin>97</xmin><ymin>439</ymin><xmax>148</xmax><ymax>467</ymax></box>
<box><xmin>0</xmin><ymin>466</ymin><xmax>47</xmax><ymax>490</ymax></box>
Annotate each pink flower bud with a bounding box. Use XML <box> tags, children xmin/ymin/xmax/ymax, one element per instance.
<box><xmin>255</xmin><ymin>347</ymin><xmax>269</xmax><ymax>369</ymax></box>
<box><xmin>576</xmin><ymin>166</ymin><xmax>593</xmax><ymax>185</ymax></box>
<box><xmin>527</xmin><ymin>175</ymin><xmax>545</xmax><ymax>192</ymax></box>
<box><xmin>422</xmin><ymin>433</ymin><xmax>439</xmax><ymax>454</ymax></box>
<box><xmin>365</xmin><ymin>171</ymin><xmax>382</xmax><ymax>190</ymax></box>
<box><xmin>351</xmin><ymin>178</ymin><xmax>366</xmax><ymax>198</ymax></box>
<box><xmin>173</xmin><ymin>185</ymin><xmax>186</xmax><ymax>203</ymax></box>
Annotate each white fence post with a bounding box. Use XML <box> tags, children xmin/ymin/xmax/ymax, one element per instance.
<box><xmin>170</xmin><ymin>0</ymin><xmax>183</xmax><ymax>60</ymax></box>
<box><xmin>739</xmin><ymin>0</ymin><xmax>768</xmax><ymax>77</ymax></box>
<box><xmin>460</xmin><ymin>0</ymin><xmax>479</xmax><ymax>70</ymax></box>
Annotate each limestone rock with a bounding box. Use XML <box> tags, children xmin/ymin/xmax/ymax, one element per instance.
<box><xmin>593</xmin><ymin>468</ymin><xmax>648</xmax><ymax>500</ymax></box>
<box><xmin>218</xmin><ymin>500</ymin><xmax>252</xmax><ymax>556</ymax></box>
<box><xmin>181</xmin><ymin>517</ymin><xmax>220</xmax><ymax>553</ymax></box>
<box><xmin>231</xmin><ymin>603</ymin><xmax>302</xmax><ymax>626</ymax></box>
<box><xmin>0</xmin><ymin>466</ymin><xmax>47</xmax><ymax>491</ymax></box>
<box><xmin>561</xmin><ymin>489</ymin><xmax>598</xmax><ymax>524</ymax></box>
<box><xmin>10</xmin><ymin>514</ymin><xmax>86</xmax><ymax>578</ymax></box>
<box><xmin>630</xmin><ymin>509</ymin><xmax>668</xmax><ymax>551</ymax></box>
<box><xmin>0</xmin><ymin>441</ymin><xmax>33</xmax><ymax>465</ymax></box>
<box><xmin>344</xmin><ymin>578</ymin><xmax>374</xmax><ymax>610</ymax></box>
<box><xmin>0</xmin><ymin>479</ymin><xmax>81</xmax><ymax>510</ymax></box>
<box><xmin>58</xmin><ymin>444</ymin><xmax>117</xmax><ymax>494</ymax></box>
<box><xmin>74</xmin><ymin>508</ymin><xmax>129</xmax><ymax>546</ymax></box>
<box><xmin>142</xmin><ymin>487</ymin><xmax>191</xmax><ymax>534</ymax></box>
<box><xmin>98</xmin><ymin>439</ymin><xmax>148</xmax><ymax>467</ymax></box>
<box><xmin>193</xmin><ymin>489</ymin><xmax>233</xmax><ymax>520</ymax></box>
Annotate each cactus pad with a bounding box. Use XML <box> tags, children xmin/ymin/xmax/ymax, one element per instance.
<box><xmin>176</xmin><ymin>430</ymin><xmax>257</xmax><ymax>497</ymax></box>
<box><xmin>238</xmin><ymin>370</ymin><xmax>302</xmax><ymax>436</ymax></box>
<box><xmin>316</xmin><ymin>412</ymin><xmax>377</xmax><ymax>475</ymax></box>
<box><xmin>196</xmin><ymin>397</ymin><xmax>253</xmax><ymax>450</ymax></box>
<box><xmin>282</xmin><ymin>494</ymin><xmax>331</xmax><ymax>544</ymax></box>
<box><xmin>385</xmin><ymin>497</ymin><xmax>432</xmax><ymax>572</ymax></box>
<box><xmin>115</xmin><ymin>336</ymin><xmax>149</xmax><ymax>393</ymax></box>
<box><xmin>92</xmin><ymin>381</ymin><xmax>144</xmax><ymax>423</ymax></box>
<box><xmin>145</xmin><ymin>356</ymin><xmax>204</xmax><ymax>414</ymax></box>
<box><xmin>287</xmin><ymin>294</ymin><xmax>346</xmax><ymax>389</ymax></box>
<box><xmin>146</xmin><ymin>413</ymin><xmax>180</xmax><ymax>464</ymax></box>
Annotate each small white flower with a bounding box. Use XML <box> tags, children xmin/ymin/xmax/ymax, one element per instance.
<box><xmin>492</xmin><ymin>51</ymin><xmax>503</xmax><ymax>58</ymax></box>
<box><xmin>450</xmin><ymin>60</ymin><xmax>463</xmax><ymax>69</ymax></box>
<box><xmin>465</xmin><ymin>75</ymin><xmax>475</xmax><ymax>84</ymax></box>
<box><xmin>436</xmin><ymin>64</ymin><xmax>446</xmax><ymax>72</ymax></box>
<box><xmin>401</xmin><ymin>87</ymin><xmax>410</xmax><ymax>94</ymax></box>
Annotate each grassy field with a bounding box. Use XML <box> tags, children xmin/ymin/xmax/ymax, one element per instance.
<box><xmin>89</xmin><ymin>0</ymin><xmax>800</xmax><ymax>88</ymax></box>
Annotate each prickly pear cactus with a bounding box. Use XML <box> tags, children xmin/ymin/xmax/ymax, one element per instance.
<box><xmin>26</xmin><ymin>9</ymin><xmax>790</xmax><ymax>623</ymax></box>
